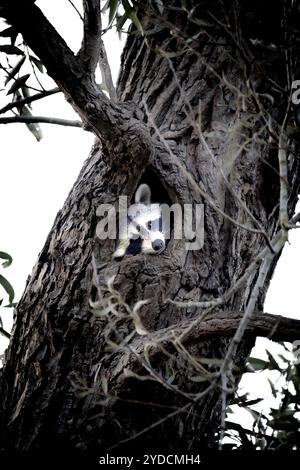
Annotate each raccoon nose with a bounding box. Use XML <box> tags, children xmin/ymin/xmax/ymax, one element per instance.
<box><xmin>152</xmin><ymin>239</ymin><xmax>165</xmax><ymax>252</ymax></box>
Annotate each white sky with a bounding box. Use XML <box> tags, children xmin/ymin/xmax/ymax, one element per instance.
<box><xmin>0</xmin><ymin>0</ymin><xmax>299</xmax><ymax>434</ymax></box>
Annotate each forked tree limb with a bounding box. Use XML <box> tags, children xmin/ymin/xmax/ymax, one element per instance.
<box><xmin>0</xmin><ymin>0</ymin><xmax>152</xmax><ymax>165</ymax></box>
<box><xmin>78</xmin><ymin>0</ymin><xmax>102</xmax><ymax>75</ymax></box>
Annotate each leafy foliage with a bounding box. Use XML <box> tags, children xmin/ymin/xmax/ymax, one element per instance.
<box><xmin>0</xmin><ymin>21</ymin><xmax>45</xmax><ymax>141</ymax></box>
<box><xmin>102</xmin><ymin>0</ymin><xmax>144</xmax><ymax>34</ymax></box>
<box><xmin>223</xmin><ymin>343</ymin><xmax>300</xmax><ymax>450</ymax></box>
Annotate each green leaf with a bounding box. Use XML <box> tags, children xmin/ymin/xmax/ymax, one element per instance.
<box><xmin>240</xmin><ymin>398</ymin><xmax>264</xmax><ymax>407</ymax></box>
<box><xmin>130</xmin><ymin>11</ymin><xmax>144</xmax><ymax>34</ymax></box>
<box><xmin>267</xmin><ymin>378</ymin><xmax>277</xmax><ymax>398</ymax></box>
<box><xmin>230</xmin><ymin>393</ymin><xmax>249</xmax><ymax>405</ymax></box>
<box><xmin>102</xmin><ymin>0</ymin><xmax>112</xmax><ymax>12</ymax></box>
<box><xmin>278</xmin><ymin>354</ymin><xmax>290</xmax><ymax>364</ymax></box>
<box><xmin>0</xmin><ymin>274</ymin><xmax>15</xmax><ymax>304</ymax></box>
<box><xmin>122</xmin><ymin>0</ymin><xmax>144</xmax><ymax>34</ymax></box>
<box><xmin>29</xmin><ymin>55</ymin><xmax>44</xmax><ymax>73</ymax></box>
<box><xmin>7</xmin><ymin>73</ymin><xmax>30</xmax><ymax>95</ymax></box>
<box><xmin>0</xmin><ymin>26</ymin><xmax>16</xmax><ymax>38</ymax></box>
<box><xmin>122</xmin><ymin>0</ymin><xmax>132</xmax><ymax>15</ymax></box>
<box><xmin>101</xmin><ymin>376</ymin><xmax>108</xmax><ymax>395</ymax></box>
<box><xmin>244</xmin><ymin>406</ymin><xmax>260</xmax><ymax>421</ymax></box>
<box><xmin>0</xmin><ymin>251</ymin><xmax>13</xmax><ymax>268</ymax></box>
<box><xmin>21</xmin><ymin>85</ymin><xmax>31</xmax><ymax>101</ymax></box>
<box><xmin>190</xmin><ymin>375</ymin><xmax>209</xmax><ymax>383</ymax></box>
<box><xmin>266</xmin><ymin>350</ymin><xmax>281</xmax><ymax>371</ymax></box>
<box><xmin>107</xmin><ymin>0</ymin><xmax>119</xmax><ymax>26</ymax></box>
<box><xmin>198</xmin><ymin>357</ymin><xmax>224</xmax><ymax>366</ymax></box>
<box><xmin>4</xmin><ymin>302</ymin><xmax>17</xmax><ymax>308</ymax></box>
<box><xmin>0</xmin><ymin>44</ymin><xmax>24</xmax><ymax>55</ymax></box>
<box><xmin>4</xmin><ymin>55</ymin><xmax>26</xmax><ymax>86</ymax></box>
<box><xmin>268</xmin><ymin>417</ymin><xmax>299</xmax><ymax>431</ymax></box>
<box><xmin>116</xmin><ymin>13</ymin><xmax>128</xmax><ymax>33</ymax></box>
<box><xmin>19</xmin><ymin>105</ymin><xmax>43</xmax><ymax>142</ymax></box>
<box><xmin>248</xmin><ymin>357</ymin><xmax>268</xmax><ymax>371</ymax></box>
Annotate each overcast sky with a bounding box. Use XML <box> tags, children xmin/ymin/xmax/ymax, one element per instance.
<box><xmin>0</xmin><ymin>0</ymin><xmax>299</xmax><ymax>429</ymax></box>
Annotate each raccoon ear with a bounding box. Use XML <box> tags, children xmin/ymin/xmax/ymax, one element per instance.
<box><xmin>135</xmin><ymin>184</ymin><xmax>151</xmax><ymax>205</ymax></box>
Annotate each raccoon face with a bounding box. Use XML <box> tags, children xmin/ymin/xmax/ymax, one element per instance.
<box><xmin>113</xmin><ymin>184</ymin><xmax>166</xmax><ymax>260</ymax></box>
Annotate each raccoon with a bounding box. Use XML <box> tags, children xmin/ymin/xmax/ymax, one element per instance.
<box><xmin>113</xmin><ymin>184</ymin><xmax>166</xmax><ymax>259</ymax></box>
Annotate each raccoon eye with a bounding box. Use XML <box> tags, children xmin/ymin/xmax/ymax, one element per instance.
<box><xmin>147</xmin><ymin>221</ymin><xmax>152</xmax><ymax>230</ymax></box>
<box><xmin>135</xmin><ymin>224</ymin><xmax>141</xmax><ymax>231</ymax></box>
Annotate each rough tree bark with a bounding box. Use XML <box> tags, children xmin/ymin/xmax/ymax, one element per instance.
<box><xmin>0</xmin><ymin>0</ymin><xmax>300</xmax><ymax>452</ymax></box>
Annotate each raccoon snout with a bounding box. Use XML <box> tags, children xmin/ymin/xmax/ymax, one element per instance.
<box><xmin>152</xmin><ymin>239</ymin><xmax>165</xmax><ymax>252</ymax></box>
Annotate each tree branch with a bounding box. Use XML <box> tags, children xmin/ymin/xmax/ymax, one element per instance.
<box><xmin>0</xmin><ymin>116</ymin><xmax>82</xmax><ymax>127</ymax></box>
<box><xmin>98</xmin><ymin>12</ymin><xmax>117</xmax><ymax>103</ymax></box>
<box><xmin>114</xmin><ymin>312</ymin><xmax>300</xmax><ymax>376</ymax></box>
<box><xmin>159</xmin><ymin>311</ymin><xmax>300</xmax><ymax>344</ymax></box>
<box><xmin>78</xmin><ymin>1</ymin><xmax>117</xmax><ymax>101</ymax></box>
<box><xmin>98</xmin><ymin>37</ymin><xmax>118</xmax><ymax>102</ymax></box>
<box><xmin>89</xmin><ymin>310</ymin><xmax>300</xmax><ymax>419</ymax></box>
<box><xmin>0</xmin><ymin>88</ymin><xmax>60</xmax><ymax>115</ymax></box>
<box><xmin>77</xmin><ymin>0</ymin><xmax>102</xmax><ymax>76</ymax></box>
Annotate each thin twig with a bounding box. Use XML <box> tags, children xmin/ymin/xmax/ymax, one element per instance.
<box><xmin>0</xmin><ymin>116</ymin><xmax>82</xmax><ymax>127</ymax></box>
<box><xmin>67</xmin><ymin>0</ymin><xmax>84</xmax><ymax>21</ymax></box>
<box><xmin>25</xmin><ymin>44</ymin><xmax>45</xmax><ymax>92</ymax></box>
<box><xmin>0</xmin><ymin>88</ymin><xmax>60</xmax><ymax>114</ymax></box>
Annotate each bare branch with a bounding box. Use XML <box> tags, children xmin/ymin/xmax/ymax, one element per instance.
<box><xmin>78</xmin><ymin>0</ymin><xmax>102</xmax><ymax>75</ymax></box>
<box><xmin>187</xmin><ymin>311</ymin><xmax>300</xmax><ymax>344</ymax></box>
<box><xmin>67</xmin><ymin>0</ymin><xmax>84</xmax><ymax>21</ymax></box>
<box><xmin>0</xmin><ymin>88</ymin><xmax>60</xmax><ymax>115</ymax></box>
<box><xmin>98</xmin><ymin>37</ymin><xmax>117</xmax><ymax>102</ymax></box>
<box><xmin>79</xmin><ymin>0</ymin><xmax>117</xmax><ymax>101</ymax></box>
<box><xmin>132</xmin><ymin>311</ymin><xmax>300</xmax><ymax>351</ymax></box>
<box><xmin>0</xmin><ymin>116</ymin><xmax>82</xmax><ymax>127</ymax></box>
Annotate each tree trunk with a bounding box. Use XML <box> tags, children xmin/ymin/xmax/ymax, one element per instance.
<box><xmin>0</xmin><ymin>0</ymin><xmax>300</xmax><ymax>452</ymax></box>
